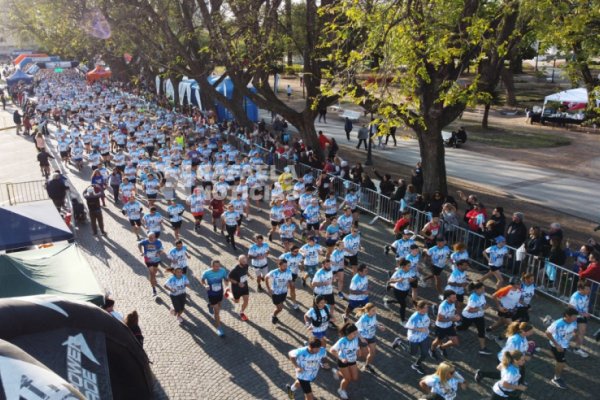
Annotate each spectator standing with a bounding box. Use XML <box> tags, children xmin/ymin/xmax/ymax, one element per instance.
<box><xmin>83</xmin><ymin>184</ymin><xmax>107</xmax><ymax>236</ymax></box>
<box><xmin>356</xmin><ymin>125</ymin><xmax>369</xmax><ymax>150</ymax></box>
<box><xmin>506</xmin><ymin>212</ymin><xmax>527</xmax><ymax>248</ymax></box>
<box><xmin>46</xmin><ymin>173</ymin><xmax>68</xmax><ymax>210</ymax></box>
<box><xmin>344</xmin><ymin>117</ymin><xmax>353</xmax><ymax>141</ymax></box>
<box><xmin>13</xmin><ymin>109</ymin><xmax>22</xmax><ymax>134</ymax></box>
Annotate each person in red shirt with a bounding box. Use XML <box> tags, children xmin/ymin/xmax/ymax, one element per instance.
<box><xmin>209</xmin><ymin>197</ymin><xmax>225</xmax><ymax>234</ymax></box>
<box><xmin>465</xmin><ymin>203</ymin><xmax>486</xmax><ymax>233</ymax></box>
<box><xmin>318</xmin><ymin>130</ymin><xmax>331</xmax><ymax>150</ymax></box>
<box><xmin>579</xmin><ymin>252</ymin><xmax>600</xmax><ymax>282</ymax></box>
<box><xmin>393</xmin><ymin>211</ymin><xmax>412</xmax><ymax>238</ymax></box>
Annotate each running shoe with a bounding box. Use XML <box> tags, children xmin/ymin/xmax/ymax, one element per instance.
<box><xmin>208</xmin><ymin>305</ymin><xmax>214</xmax><ymax>315</ymax></box>
<box><xmin>286</xmin><ymin>384</ymin><xmax>294</xmax><ymax>399</ymax></box>
<box><xmin>428</xmin><ymin>348</ymin><xmax>440</xmax><ymax>360</ymax></box>
<box><xmin>216</xmin><ymin>327</ymin><xmax>225</xmax><ymax>337</ymax></box>
<box><xmin>573</xmin><ymin>348</ymin><xmax>589</xmax><ymax>358</ymax></box>
<box><xmin>383</xmin><ymin>298</ymin><xmax>390</xmax><ymax>309</ymax></box>
<box><xmin>272</xmin><ymin>315</ymin><xmax>279</xmax><ymax>324</ymax></box>
<box><xmin>257</xmin><ymin>285</ymin><xmax>264</xmax><ymax>292</ymax></box>
<box><xmin>550</xmin><ymin>377</ymin><xmax>567</xmax><ymax>390</ymax></box>
<box><xmin>177</xmin><ymin>316</ymin><xmax>183</xmax><ymax>324</ymax></box>
<box><xmin>384</xmin><ymin>245</ymin><xmax>390</xmax><ymax>255</ymax></box>
<box><xmin>152</xmin><ymin>287</ymin><xmax>157</xmax><ymax>297</ymax></box>
<box><xmin>474</xmin><ymin>369</ymin><xmax>483</xmax><ymax>383</ymax></box>
<box><xmin>224</xmin><ymin>288</ymin><xmax>231</xmax><ymax>299</ymax></box>
<box><xmin>478</xmin><ymin>347</ymin><xmax>492</xmax><ymax>355</ymax></box>
<box><xmin>362</xmin><ymin>364</ymin><xmax>377</xmax><ymax>374</ymax></box>
<box><xmin>411</xmin><ymin>363</ymin><xmax>425</xmax><ymax>375</ymax></box>
<box><xmin>240</xmin><ymin>312</ymin><xmax>249</xmax><ymax>321</ymax></box>
<box><xmin>331</xmin><ymin>368</ymin><xmax>340</xmax><ymax>381</ymax></box>
<box><xmin>337</xmin><ymin>388</ymin><xmax>349</xmax><ymax>399</ymax></box>
<box><xmin>541</xmin><ymin>315</ymin><xmax>553</xmax><ymax>327</ymax></box>
<box><xmin>391</xmin><ymin>337</ymin><xmax>405</xmax><ymax>351</ymax></box>
<box><xmin>170</xmin><ymin>309</ymin><xmax>176</xmax><ymax>316</ymax></box>
<box><xmin>292</xmin><ymin>304</ymin><xmax>300</xmax><ymax>311</ymax></box>
<box><xmin>338</xmin><ymin>292</ymin><xmax>345</xmax><ymax>299</ymax></box>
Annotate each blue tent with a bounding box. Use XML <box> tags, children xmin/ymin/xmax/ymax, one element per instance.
<box><xmin>0</xmin><ymin>201</ymin><xmax>74</xmax><ymax>251</ymax></box>
<box><xmin>206</xmin><ymin>76</ymin><xmax>259</xmax><ymax>123</ymax></box>
<box><xmin>5</xmin><ymin>70</ymin><xmax>33</xmax><ymax>87</ymax></box>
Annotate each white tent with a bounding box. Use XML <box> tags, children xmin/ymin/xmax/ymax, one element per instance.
<box><xmin>543</xmin><ymin>88</ymin><xmax>588</xmax><ymax>105</ymax></box>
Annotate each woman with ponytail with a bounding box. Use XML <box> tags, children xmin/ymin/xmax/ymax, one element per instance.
<box><xmin>419</xmin><ymin>361</ymin><xmax>466</xmax><ymax>399</ymax></box>
<box><xmin>354</xmin><ymin>303</ymin><xmax>385</xmax><ymax>374</ymax></box>
<box><xmin>330</xmin><ymin>322</ymin><xmax>360</xmax><ymax>399</ymax></box>
<box><xmin>476</xmin><ymin>322</ymin><xmax>534</xmax><ymax>385</ymax></box>
<box><xmin>490</xmin><ymin>350</ymin><xmax>528</xmax><ymax>399</ymax></box>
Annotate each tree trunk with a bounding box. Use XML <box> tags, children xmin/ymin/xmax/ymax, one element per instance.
<box><xmin>501</xmin><ymin>67</ymin><xmax>517</xmax><ymax>107</ymax></box>
<box><xmin>482</xmin><ymin>103</ymin><xmax>491</xmax><ymax>129</ymax></box>
<box><xmin>287</xmin><ymin>111</ymin><xmax>322</xmax><ymax>160</ymax></box>
<box><xmin>285</xmin><ymin>0</ymin><xmax>293</xmax><ymax>67</ymax></box>
<box><xmin>414</xmin><ymin>122</ymin><xmax>447</xmax><ymax>197</ymax></box>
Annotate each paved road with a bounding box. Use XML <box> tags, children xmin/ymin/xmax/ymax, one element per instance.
<box><xmin>260</xmin><ymin>109</ymin><xmax>600</xmax><ymax>222</ymax></box>
<box><xmin>1</xmin><ymin>107</ymin><xmax>599</xmax><ymax>400</ymax></box>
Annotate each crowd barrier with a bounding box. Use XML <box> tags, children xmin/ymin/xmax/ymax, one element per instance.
<box><xmin>226</xmin><ymin>133</ymin><xmax>600</xmax><ymax>320</ymax></box>
<box><xmin>0</xmin><ymin>180</ymin><xmax>49</xmax><ymax>206</ymax></box>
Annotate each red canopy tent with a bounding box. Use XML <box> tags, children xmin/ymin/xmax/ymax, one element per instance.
<box><xmin>13</xmin><ymin>53</ymin><xmax>48</xmax><ymax>65</ymax></box>
<box><xmin>86</xmin><ymin>65</ymin><xmax>112</xmax><ymax>83</ymax></box>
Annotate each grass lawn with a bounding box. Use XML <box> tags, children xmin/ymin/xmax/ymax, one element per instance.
<box><xmin>466</xmin><ymin>126</ymin><xmax>571</xmax><ymax>148</ymax></box>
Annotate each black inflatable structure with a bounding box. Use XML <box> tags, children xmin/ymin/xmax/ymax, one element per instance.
<box><xmin>0</xmin><ymin>296</ymin><xmax>153</xmax><ymax>400</ymax></box>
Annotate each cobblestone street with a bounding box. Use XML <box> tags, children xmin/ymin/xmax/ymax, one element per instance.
<box><xmin>1</xmin><ymin>107</ymin><xmax>599</xmax><ymax>400</ymax></box>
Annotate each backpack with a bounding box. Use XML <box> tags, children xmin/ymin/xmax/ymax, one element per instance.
<box><xmin>310</xmin><ymin>305</ymin><xmax>330</xmax><ymax>327</ymax></box>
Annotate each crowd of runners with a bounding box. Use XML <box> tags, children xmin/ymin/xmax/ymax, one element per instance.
<box><xmin>14</xmin><ymin>68</ymin><xmax>599</xmax><ymax>400</ymax></box>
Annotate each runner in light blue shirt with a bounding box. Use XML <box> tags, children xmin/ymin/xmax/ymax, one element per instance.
<box><xmin>286</xmin><ymin>338</ymin><xmax>327</xmax><ymax>399</ymax></box>
<box><xmin>569</xmin><ymin>281</ymin><xmax>591</xmax><ymax>358</ymax></box>
<box><xmin>200</xmin><ymin>260</ymin><xmax>229</xmax><ymax>337</ymax></box>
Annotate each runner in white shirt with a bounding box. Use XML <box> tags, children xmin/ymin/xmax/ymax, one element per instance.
<box><xmin>168</xmin><ymin>240</ymin><xmax>191</xmax><ymax>274</ymax></box>
<box><xmin>419</xmin><ymin>361</ymin><xmax>466</xmax><ymax>400</ymax></box>
<box><xmin>164</xmin><ymin>267</ymin><xmax>190</xmax><ymax>324</ymax></box>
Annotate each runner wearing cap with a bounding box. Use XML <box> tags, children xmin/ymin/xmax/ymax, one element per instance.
<box><xmin>482</xmin><ymin>235</ymin><xmax>510</xmax><ymax>289</ymax></box>
<box><xmin>138</xmin><ymin>232</ymin><xmax>165</xmax><ymax>297</ymax></box>
<box><xmin>164</xmin><ymin>267</ymin><xmax>190</xmax><ymax>324</ymax></box>
<box><xmin>200</xmin><ymin>259</ymin><xmax>229</xmax><ymax>337</ymax></box>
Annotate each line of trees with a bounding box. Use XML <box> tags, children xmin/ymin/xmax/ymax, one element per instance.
<box><xmin>7</xmin><ymin>0</ymin><xmax>600</xmax><ymax>197</ymax></box>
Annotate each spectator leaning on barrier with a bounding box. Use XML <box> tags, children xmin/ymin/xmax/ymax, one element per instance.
<box><xmin>579</xmin><ymin>252</ymin><xmax>600</xmax><ymax>282</ymax></box>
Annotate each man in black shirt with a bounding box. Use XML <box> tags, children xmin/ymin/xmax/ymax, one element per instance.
<box><xmin>37</xmin><ymin>149</ymin><xmax>53</xmax><ymax>178</ymax></box>
<box><xmin>46</xmin><ymin>173</ymin><xmax>68</xmax><ymax>210</ymax></box>
<box><xmin>227</xmin><ymin>255</ymin><xmax>252</xmax><ymax>321</ymax></box>
<box><xmin>84</xmin><ymin>184</ymin><xmax>107</xmax><ymax>236</ymax></box>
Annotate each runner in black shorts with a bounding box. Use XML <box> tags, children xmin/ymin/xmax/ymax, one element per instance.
<box><xmin>286</xmin><ymin>337</ymin><xmax>327</xmax><ymax>400</ymax></box>
<box><xmin>228</xmin><ymin>255</ymin><xmax>252</xmax><ymax>322</ymax></box>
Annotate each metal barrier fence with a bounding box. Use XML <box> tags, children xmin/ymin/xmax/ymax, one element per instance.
<box><xmin>227</xmin><ymin>133</ymin><xmax>600</xmax><ymax>320</ymax></box>
<box><xmin>0</xmin><ymin>180</ymin><xmax>49</xmax><ymax>206</ymax></box>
